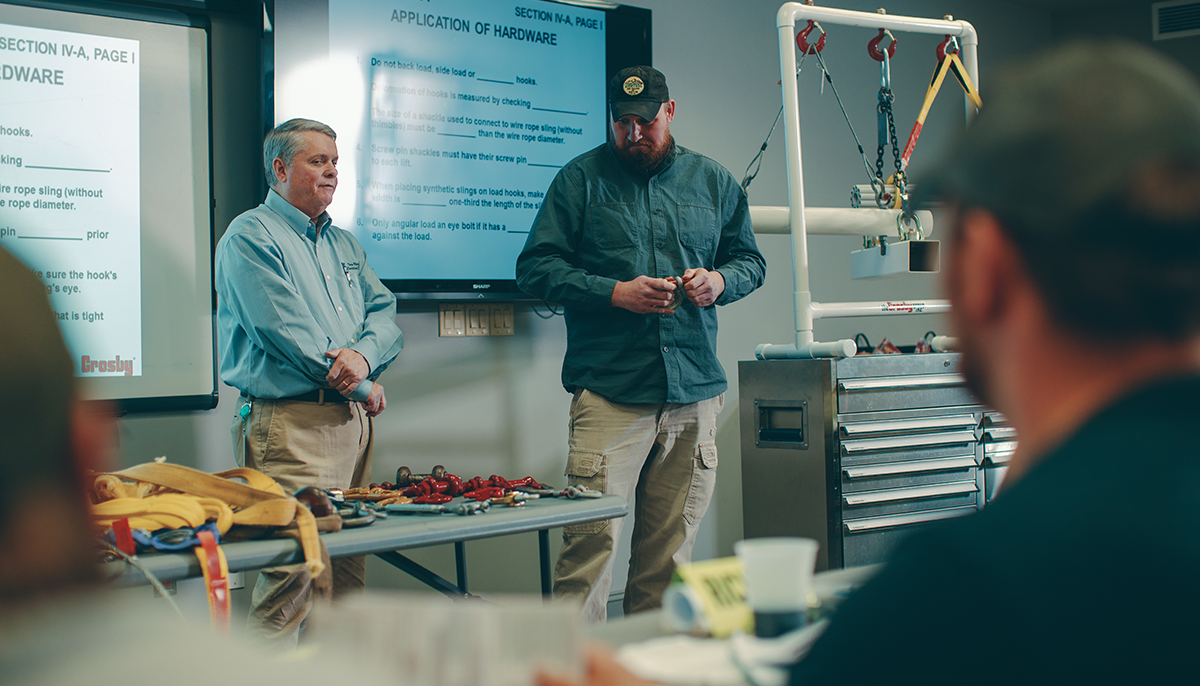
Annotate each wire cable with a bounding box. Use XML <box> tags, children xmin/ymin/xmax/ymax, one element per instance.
<box><xmin>741</xmin><ymin>105</ymin><xmax>783</xmax><ymax>192</ymax></box>
<box><xmin>812</xmin><ymin>49</ymin><xmax>882</xmax><ymax>193</ymax></box>
<box><xmin>101</xmin><ymin>540</ymin><xmax>187</xmax><ymax>622</ymax></box>
<box><xmin>531</xmin><ymin>301</ymin><xmax>563</xmax><ymax>319</ymax></box>
<box><xmin>741</xmin><ymin>48</ymin><xmax>813</xmax><ymax>191</ymax></box>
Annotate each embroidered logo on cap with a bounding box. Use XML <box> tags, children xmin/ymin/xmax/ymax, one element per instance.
<box><xmin>623</xmin><ymin>76</ymin><xmax>645</xmax><ymax>96</ymax></box>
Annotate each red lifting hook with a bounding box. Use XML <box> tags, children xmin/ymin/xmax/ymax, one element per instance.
<box><xmin>935</xmin><ymin>35</ymin><xmax>958</xmax><ymax>62</ymax></box>
<box><xmin>796</xmin><ymin>20</ymin><xmax>825</xmax><ymax>55</ymax></box>
<box><xmin>867</xmin><ymin>28</ymin><xmax>897</xmax><ymax>62</ymax></box>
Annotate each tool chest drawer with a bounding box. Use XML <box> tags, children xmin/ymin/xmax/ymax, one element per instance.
<box><xmin>841</xmin><ymin>506</ymin><xmax>977</xmax><ymax>567</ymax></box>
<box><xmin>837</xmin><ymin>373</ymin><xmax>977</xmax><ymax>413</ymax></box>
<box><xmin>841</xmin><ymin>479</ymin><xmax>980</xmax><ymax>519</ymax></box>
<box><xmin>841</xmin><ymin>453</ymin><xmax>978</xmax><ymax>493</ymax></box>
<box><xmin>834</xmin><ymin>354</ymin><xmax>975</xmax><ymax>413</ymax></box>
<box><xmin>840</xmin><ymin>413</ymin><xmax>979</xmax><ymax>438</ymax></box>
<box><xmin>840</xmin><ymin>429</ymin><xmax>978</xmax><ymax>457</ymax></box>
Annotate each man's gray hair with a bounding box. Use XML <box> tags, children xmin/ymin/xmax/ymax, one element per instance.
<box><xmin>263</xmin><ymin>118</ymin><xmax>337</xmax><ymax>187</ymax></box>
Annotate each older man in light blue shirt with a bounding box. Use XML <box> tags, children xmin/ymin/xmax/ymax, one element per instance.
<box><xmin>215</xmin><ymin>118</ymin><xmax>402</xmax><ymax>643</ymax></box>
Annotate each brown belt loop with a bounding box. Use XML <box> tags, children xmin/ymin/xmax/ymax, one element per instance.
<box><xmin>318</xmin><ymin>388</ymin><xmax>326</xmax><ymax>405</ymax></box>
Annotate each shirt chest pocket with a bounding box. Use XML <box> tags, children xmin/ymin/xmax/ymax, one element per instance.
<box><xmin>584</xmin><ymin>202</ymin><xmax>642</xmax><ymax>249</ymax></box>
<box><xmin>676</xmin><ymin>203</ymin><xmax>718</xmax><ymax>253</ymax></box>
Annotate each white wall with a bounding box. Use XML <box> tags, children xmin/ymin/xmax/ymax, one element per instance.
<box><xmin>115</xmin><ymin>1</ymin><xmax>1051</xmax><ymax>605</ymax></box>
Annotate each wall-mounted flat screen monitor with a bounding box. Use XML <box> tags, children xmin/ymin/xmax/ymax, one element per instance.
<box><xmin>268</xmin><ymin>0</ymin><xmax>652</xmax><ymax>300</ymax></box>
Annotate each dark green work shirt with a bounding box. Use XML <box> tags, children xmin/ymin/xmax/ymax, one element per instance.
<box><xmin>515</xmin><ymin>143</ymin><xmax>765</xmax><ymax>404</ymax></box>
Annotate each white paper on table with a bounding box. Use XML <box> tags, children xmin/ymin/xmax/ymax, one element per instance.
<box><xmin>616</xmin><ymin>620</ymin><xmax>829</xmax><ymax>686</ymax></box>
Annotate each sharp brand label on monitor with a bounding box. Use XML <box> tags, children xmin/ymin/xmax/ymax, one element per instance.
<box><xmin>276</xmin><ymin>0</ymin><xmax>607</xmax><ymax>283</ymax></box>
<box><xmin>0</xmin><ymin>20</ymin><xmax>143</xmax><ymax>377</ymax></box>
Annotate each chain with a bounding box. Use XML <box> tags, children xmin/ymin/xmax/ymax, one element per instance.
<box><xmin>873</xmin><ymin>87</ymin><xmax>908</xmax><ymax>204</ymax></box>
<box><xmin>888</xmin><ymin>96</ymin><xmax>905</xmax><ymax>194</ymax></box>
<box><xmin>874</xmin><ymin>88</ymin><xmax>894</xmax><ymax>206</ymax></box>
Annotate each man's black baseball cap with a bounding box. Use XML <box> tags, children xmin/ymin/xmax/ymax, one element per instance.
<box><xmin>609</xmin><ymin>66</ymin><xmax>669</xmax><ymax>121</ymax></box>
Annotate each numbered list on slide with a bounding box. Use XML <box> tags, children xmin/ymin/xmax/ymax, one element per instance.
<box><xmin>326</xmin><ymin>0</ymin><xmax>606</xmax><ymax>280</ymax></box>
<box><xmin>0</xmin><ymin>22</ymin><xmax>141</xmax><ymax>376</ymax></box>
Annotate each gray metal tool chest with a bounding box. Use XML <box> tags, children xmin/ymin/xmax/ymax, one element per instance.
<box><xmin>739</xmin><ymin>353</ymin><xmax>1014</xmax><ymax>571</ymax></box>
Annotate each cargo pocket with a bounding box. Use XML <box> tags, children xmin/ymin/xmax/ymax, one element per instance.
<box><xmin>683</xmin><ymin>444</ymin><xmax>718</xmax><ymax>525</ymax></box>
<box><xmin>563</xmin><ymin>448</ymin><xmax>608</xmax><ymax>535</ymax></box>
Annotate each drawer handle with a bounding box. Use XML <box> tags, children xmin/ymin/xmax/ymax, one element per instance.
<box><xmin>841</xmin><ymin>414</ymin><xmax>978</xmax><ymax>436</ymax></box>
<box><xmin>839</xmin><ymin>373</ymin><xmax>964</xmax><ymax>392</ymax></box>
<box><xmin>844</xmin><ymin>507</ymin><xmax>975</xmax><ymax>533</ymax></box>
<box><xmin>985</xmin><ymin>440</ymin><xmax>1018</xmax><ymax>453</ymax></box>
<box><xmin>842</xmin><ymin>430</ymin><xmax>977</xmax><ymax>454</ymax></box>
<box><xmin>983</xmin><ymin>451</ymin><xmax>1013</xmax><ymax>466</ymax></box>
<box><xmin>843</xmin><ymin>481</ymin><xmax>978</xmax><ymax>506</ymax></box>
<box><xmin>843</xmin><ymin>456</ymin><xmax>977</xmax><ymax>480</ymax></box>
<box><xmin>985</xmin><ymin>427</ymin><xmax>1018</xmax><ymax>440</ymax></box>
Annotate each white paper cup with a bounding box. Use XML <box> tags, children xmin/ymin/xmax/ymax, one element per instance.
<box><xmin>734</xmin><ymin>537</ymin><xmax>819</xmax><ymax>637</ymax></box>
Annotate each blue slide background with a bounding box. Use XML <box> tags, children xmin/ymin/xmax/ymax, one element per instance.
<box><xmin>323</xmin><ymin>0</ymin><xmax>607</xmax><ymax>280</ymax></box>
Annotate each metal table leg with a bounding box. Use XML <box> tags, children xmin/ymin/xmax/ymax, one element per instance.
<box><xmin>375</xmin><ymin>550</ymin><xmax>473</xmax><ymax>600</ymax></box>
<box><xmin>455</xmin><ymin>541</ymin><xmax>468</xmax><ymax>593</ymax></box>
<box><xmin>539</xmin><ymin>528</ymin><xmax>551</xmax><ymax>597</ymax></box>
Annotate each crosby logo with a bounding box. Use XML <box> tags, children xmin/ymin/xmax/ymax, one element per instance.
<box><xmin>81</xmin><ymin>354</ymin><xmax>134</xmax><ymax>376</ymax></box>
<box><xmin>623</xmin><ymin>76</ymin><xmax>644</xmax><ymax>96</ymax></box>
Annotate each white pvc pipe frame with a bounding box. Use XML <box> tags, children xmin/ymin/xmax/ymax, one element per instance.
<box><xmin>750</xmin><ymin>206</ymin><xmax>934</xmax><ymax>236</ymax></box>
<box><xmin>755</xmin><ymin>3</ymin><xmax>979</xmax><ymax>360</ymax></box>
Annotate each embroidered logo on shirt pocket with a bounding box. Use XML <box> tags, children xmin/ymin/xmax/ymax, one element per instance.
<box><xmin>563</xmin><ymin>448</ymin><xmax>608</xmax><ymax>535</ymax></box>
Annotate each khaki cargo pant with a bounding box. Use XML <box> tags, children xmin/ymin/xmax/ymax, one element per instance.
<box><xmin>232</xmin><ymin>395</ymin><xmax>374</xmax><ymax>646</ymax></box>
<box><xmin>554</xmin><ymin>389</ymin><xmax>723</xmax><ymax>622</ymax></box>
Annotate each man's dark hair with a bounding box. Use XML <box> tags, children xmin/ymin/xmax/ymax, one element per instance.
<box><xmin>0</xmin><ymin>246</ymin><xmax>97</xmax><ymax>599</ymax></box>
<box><xmin>917</xmin><ymin>41</ymin><xmax>1200</xmax><ymax>340</ymax></box>
<box><xmin>0</xmin><ymin>247</ymin><xmax>75</xmax><ymax>502</ymax></box>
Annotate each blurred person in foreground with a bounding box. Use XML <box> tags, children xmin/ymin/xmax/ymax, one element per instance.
<box><xmin>0</xmin><ymin>246</ymin><xmax>379</xmax><ymax>684</ymax></box>
<box><xmin>539</xmin><ymin>40</ymin><xmax>1200</xmax><ymax>685</ymax></box>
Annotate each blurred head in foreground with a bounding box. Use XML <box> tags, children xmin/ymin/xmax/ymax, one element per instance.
<box><xmin>915</xmin><ymin>40</ymin><xmax>1200</xmax><ymax>405</ymax></box>
<box><xmin>0</xmin><ymin>246</ymin><xmax>113</xmax><ymax>603</ymax></box>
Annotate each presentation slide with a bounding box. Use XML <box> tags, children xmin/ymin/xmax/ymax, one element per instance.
<box><xmin>0</xmin><ymin>21</ymin><xmax>142</xmax><ymax>377</ymax></box>
<box><xmin>0</xmin><ymin>2</ymin><xmax>214</xmax><ymax>412</ymax></box>
<box><xmin>276</xmin><ymin>0</ymin><xmax>607</xmax><ymax>281</ymax></box>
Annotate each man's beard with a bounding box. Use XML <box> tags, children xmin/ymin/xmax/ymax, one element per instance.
<box><xmin>612</xmin><ymin>133</ymin><xmax>673</xmax><ymax>175</ymax></box>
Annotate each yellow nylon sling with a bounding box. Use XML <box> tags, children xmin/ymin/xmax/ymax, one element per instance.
<box><xmin>96</xmin><ymin>462</ymin><xmax>324</xmax><ymax>578</ymax></box>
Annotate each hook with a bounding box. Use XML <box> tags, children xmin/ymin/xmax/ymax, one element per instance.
<box><xmin>935</xmin><ymin>34</ymin><xmax>960</xmax><ymax>62</ymax></box>
<box><xmin>796</xmin><ymin>20</ymin><xmax>826</xmax><ymax>55</ymax></box>
<box><xmin>897</xmin><ymin>209</ymin><xmax>922</xmax><ymax>240</ymax></box>
<box><xmin>867</xmin><ymin>28</ymin><xmax>897</xmax><ymax>62</ymax></box>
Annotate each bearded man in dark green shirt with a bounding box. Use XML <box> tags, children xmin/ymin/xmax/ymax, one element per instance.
<box><xmin>516</xmin><ymin>66</ymin><xmax>765</xmax><ymax>621</ymax></box>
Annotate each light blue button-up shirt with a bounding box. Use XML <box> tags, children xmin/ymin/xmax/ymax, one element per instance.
<box><xmin>215</xmin><ymin>189</ymin><xmax>403</xmax><ymax>401</ymax></box>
